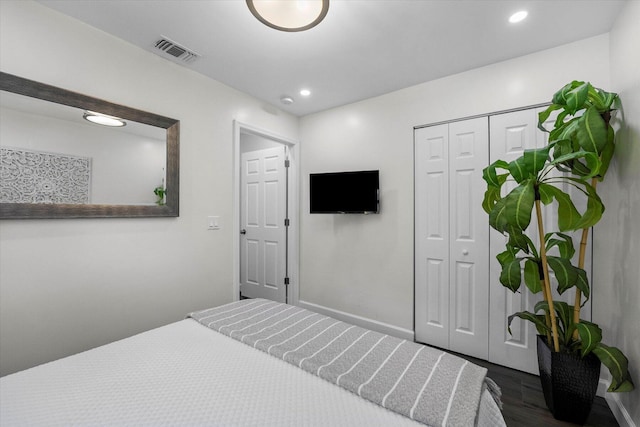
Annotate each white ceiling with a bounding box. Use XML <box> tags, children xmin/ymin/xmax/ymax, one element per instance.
<box><xmin>37</xmin><ymin>0</ymin><xmax>626</xmax><ymax>117</ymax></box>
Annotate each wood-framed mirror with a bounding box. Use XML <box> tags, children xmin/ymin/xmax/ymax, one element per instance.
<box><xmin>0</xmin><ymin>72</ymin><xmax>179</xmax><ymax>219</ymax></box>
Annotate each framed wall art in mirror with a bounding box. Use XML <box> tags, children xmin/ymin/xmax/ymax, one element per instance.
<box><xmin>0</xmin><ymin>72</ymin><xmax>179</xmax><ymax>219</ymax></box>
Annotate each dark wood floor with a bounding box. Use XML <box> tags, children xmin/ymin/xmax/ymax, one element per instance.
<box><xmin>455</xmin><ymin>353</ymin><xmax>619</xmax><ymax>426</ymax></box>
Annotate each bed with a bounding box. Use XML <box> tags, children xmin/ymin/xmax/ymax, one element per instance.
<box><xmin>0</xmin><ymin>299</ymin><xmax>505</xmax><ymax>426</ymax></box>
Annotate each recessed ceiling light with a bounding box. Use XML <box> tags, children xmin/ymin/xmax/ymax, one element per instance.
<box><xmin>83</xmin><ymin>111</ymin><xmax>126</xmax><ymax>127</ymax></box>
<box><xmin>509</xmin><ymin>10</ymin><xmax>528</xmax><ymax>23</ymax></box>
<box><xmin>300</xmin><ymin>89</ymin><xmax>311</xmax><ymax>97</ymax></box>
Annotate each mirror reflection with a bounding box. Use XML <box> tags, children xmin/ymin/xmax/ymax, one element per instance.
<box><xmin>0</xmin><ymin>72</ymin><xmax>179</xmax><ymax>219</ymax></box>
<box><xmin>1</xmin><ymin>92</ymin><xmax>167</xmax><ymax>206</ymax></box>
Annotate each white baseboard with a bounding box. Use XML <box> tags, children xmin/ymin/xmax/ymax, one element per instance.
<box><xmin>296</xmin><ymin>300</ymin><xmax>415</xmax><ymax>342</ymax></box>
<box><xmin>598</xmin><ymin>378</ymin><xmax>636</xmax><ymax>427</ymax></box>
<box><xmin>605</xmin><ymin>392</ymin><xmax>636</xmax><ymax>427</ymax></box>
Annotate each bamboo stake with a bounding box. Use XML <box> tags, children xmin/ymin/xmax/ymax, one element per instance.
<box><xmin>572</xmin><ymin>178</ymin><xmax>598</xmax><ymax>340</ymax></box>
<box><xmin>535</xmin><ymin>199</ymin><xmax>560</xmax><ymax>352</ymax></box>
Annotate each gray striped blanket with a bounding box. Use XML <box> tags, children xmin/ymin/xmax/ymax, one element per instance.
<box><xmin>189</xmin><ymin>299</ymin><xmax>497</xmax><ymax>427</ymax></box>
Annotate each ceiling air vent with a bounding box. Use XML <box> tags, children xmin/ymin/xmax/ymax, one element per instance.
<box><xmin>154</xmin><ymin>37</ymin><xmax>200</xmax><ymax>63</ymax></box>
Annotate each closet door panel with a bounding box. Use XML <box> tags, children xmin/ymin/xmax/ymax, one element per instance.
<box><xmin>448</xmin><ymin>118</ymin><xmax>489</xmax><ymax>359</ymax></box>
<box><xmin>488</xmin><ymin>110</ymin><xmax>540</xmax><ymax>374</ymax></box>
<box><xmin>415</xmin><ymin>124</ymin><xmax>450</xmax><ymax>348</ymax></box>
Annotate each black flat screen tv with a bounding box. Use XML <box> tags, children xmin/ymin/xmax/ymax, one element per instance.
<box><xmin>310</xmin><ymin>170</ymin><xmax>379</xmax><ymax>214</ymax></box>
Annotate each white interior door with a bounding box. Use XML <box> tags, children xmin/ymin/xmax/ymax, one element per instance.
<box><xmin>240</xmin><ymin>146</ymin><xmax>287</xmax><ymax>303</ymax></box>
<box><xmin>415</xmin><ymin>117</ymin><xmax>489</xmax><ymax>360</ymax></box>
<box><xmin>415</xmin><ymin>123</ymin><xmax>450</xmax><ymax>349</ymax></box>
<box><xmin>448</xmin><ymin>118</ymin><xmax>489</xmax><ymax>359</ymax></box>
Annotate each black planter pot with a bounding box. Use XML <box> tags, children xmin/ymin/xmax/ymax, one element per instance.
<box><xmin>536</xmin><ymin>335</ymin><xmax>601</xmax><ymax>425</ymax></box>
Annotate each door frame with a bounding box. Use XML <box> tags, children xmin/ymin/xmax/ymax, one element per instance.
<box><xmin>232</xmin><ymin>120</ymin><xmax>299</xmax><ymax>305</ymax></box>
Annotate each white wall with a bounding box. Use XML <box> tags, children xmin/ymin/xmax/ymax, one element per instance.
<box><xmin>0</xmin><ymin>0</ymin><xmax>298</xmax><ymax>376</ymax></box>
<box><xmin>299</xmin><ymin>34</ymin><xmax>611</xmax><ymax>334</ymax></box>
<box><xmin>600</xmin><ymin>1</ymin><xmax>640</xmax><ymax>424</ymax></box>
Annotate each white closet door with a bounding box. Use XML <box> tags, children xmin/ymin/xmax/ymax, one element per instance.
<box><xmin>488</xmin><ymin>110</ymin><xmax>541</xmax><ymax>374</ymax></box>
<box><xmin>415</xmin><ymin>124</ymin><xmax>450</xmax><ymax>349</ymax></box>
<box><xmin>448</xmin><ymin>118</ymin><xmax>489</xmax><ymax>359</ymax></box>
<box><xmin>415</xmin><ymin>118</ymin><xmax>489</xmax><ymax>359</ymax></box>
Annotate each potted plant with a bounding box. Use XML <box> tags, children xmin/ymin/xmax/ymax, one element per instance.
<box><xmin>153</xmin><ymin>185</ymin><xmax>166</xmax><ymax>205</ymax></box>
<box><xmin>482</xmin><ymin>81</ymin><xmax>634</xmax><ymax>423</ymax></box>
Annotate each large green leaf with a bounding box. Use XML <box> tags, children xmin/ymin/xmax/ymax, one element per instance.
<box><xmin>575</xmin><ymin>321</ymin><xmax>602</xmax><ymax>357</ymax></box>
<box><xmin>508</xmin><ymin>157</ymin><xmax>529</xmax><ymax>183</ymax></box>
<box><xmin>565</xmin><ymin>178</ymin><xmax>605</xmax><ymax>229</ymax></box>
<box><xmin>576</xmin><ymin>106</ymin><xmax>608</xmax><ymax>154</ymax></box>
<box><xmin>523</xmin><ymin>145</ymin><xmax>552</xmax><ymax>177</ymax></box>
<box><xmin>508</xmin><ymin>311</ymin><xmax>549</xmax><ymax>336</ymax></box>
<box><xmin>574</xmin><ymin>268</ymin><xmax>590</xmax><ymax>305</ymax></box>
<box><xmin>496</xmin><ymin>248</ymin><xmax>516</xmax><ymax>267</ymax></box>
<box><xmin>537</xmin><ymin>184</ymin><xmax>581</xmax><ymax>231</ymax></box>
<box><xmin>537</xmin><ymin>182</ymin><xmax>555</xmax><ymax>205</ymax></box>
<box><xmin>550</xmin><ymin>139</ymin><xmax>574</xmax><ymax>173</ymax></box>
<box><xmin>505</xmin><ymin>225</ymin><xmax>531</xmax><ymax>253</ymax></box>
<box><xmin>550</xmin><ymin>150</ymin><xmax>601</xmax><ymax>180</ymax></box>
<box><xmin>538</xmin><ymin>104</ymin><xmax>562</xmax><ymax>132</ymax></box>
<box><xmin>588</xmin><ymin>85</ymin><xmax>618</xmax><ymax>111</ymax></box>
<box><xmin>483</xmin><ymin>160</ymin><xmax>510</xmax><ymax>188</ymax></box>
<box><xmin>499</xmin><ymin>258</ymin><xmax>522</xmax><ymax>292</ymax></box>
<box><xmin>535</xmin><ymin>300</ymin><xmax>572</xmax><ymax>344</ymax></box>
<box><xmin>549</xmin><ymin>116</ymin><xmax>581</xmax><ymax>143</ymax></box>
<box><xmin>595</xmin><ymin>88</ymin><xmax>618</xmax><ymax>110</ymax></box>
<box><xmin>490</xmin><ymin>181</ymin><xmax>535</xmax><ymax>233</ymax></box>
<box><xmin>565</xmin><ymin>82</ymin><xmax>590</xmax><ymax>115</ymax></box>
<box><xmin>574</xmin><ymin>190</ymin><xmax>604</xmax><ymax>229</ymax></box>
<box><xmin>482</xmin><ymin>185</ymin><xmax>502</xmax><ymax>214</ymax></box>
<box><xmin>503</xmin><ymin>180</ymin><xmax>535</xmax><ymax>230</ymax></box>
<box><xmin>523</xmin><ymin>259</ymin><xmax>542</xmax><ymax>293</ymax></box>
<box><xmin>547</xmin><ymin>256</ymin><xmax>579</xmax><ymax>294</ymax></box>
<box><xmin>545</xmin><ymin>232</ymin><xmax>576</xmax><ymax>259</ymax></box>
<box><xmin>593</xmin><ymin>344</ymin><xmax>636</xmax><ymax>392</ymax></box>
<box><xmin>597</xmin><ymin>126</ymin><xmax>615</xmax><ymax>180</ymax></box>
<box><xmin>488</xmin><ymin>196</ymin><xmax>509</xmax><ymax>232</ymax></box>
<box><xmin>552</xmin><ymin>81</ymin><xmax>584</xmax><ymax>107</ymax></box>
<box><xmin>555</xmin><ymin>302</ymin><xmax>574</xmax><ymax>344</ymax></box>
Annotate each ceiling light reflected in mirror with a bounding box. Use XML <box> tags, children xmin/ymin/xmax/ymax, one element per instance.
<box><xmin>83</xmin><ymin>111</ymin><xmax>127</xmax><ymax>127</ymax></box>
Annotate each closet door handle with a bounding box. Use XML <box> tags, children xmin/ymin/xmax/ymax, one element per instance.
<box><xmin>462</xmin><ymin>249</ymin><xmax>469</xmax><ymax>255</ymax></box>
<box><xmin>240</xmin><ymin>229</ymin><xmax>247</xmax><ymax>235</ymax></box>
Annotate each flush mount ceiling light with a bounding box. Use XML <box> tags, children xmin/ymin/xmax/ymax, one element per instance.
<box><xmin>247</xmin><ymin>0</ymin><xmax>329</xmax><ymax>32</ymax></box>
<box><xmin>300</xmin><ymin>89</ymin><xmax>311</xmax><ymax>97</ymax></box>
<box><xmin>83</xmin><ymin>111</ymin><xmax>126</xmax><ymax>127</ymax></box>
<box><xmin>280</xmin><ymin>96</ymin><xmax>294</xmax><ymax>105</ymax></box>
<box><xmin>509</xmin><ymin>10</ymin><xmax>528</xmax><ymax>23</ymax></box>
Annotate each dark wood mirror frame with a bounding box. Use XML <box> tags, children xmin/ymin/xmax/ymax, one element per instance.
<box><xmin>0</xmin><ymin>72</ymin><xmax>179</xmax><ymax>219</ymax></box>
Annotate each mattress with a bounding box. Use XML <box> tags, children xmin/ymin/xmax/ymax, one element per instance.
<box><xmin>1</xmin><ymin>314</ymin><xmax>505</xmax><ymax>426</ymax></box>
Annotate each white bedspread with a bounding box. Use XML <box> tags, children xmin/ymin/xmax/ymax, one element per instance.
<box><xmin>0</xmin><ymin>319</ymin><xmax>505</xmax><ymax>426</ymax></box>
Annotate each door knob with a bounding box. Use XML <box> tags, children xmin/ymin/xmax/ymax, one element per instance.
<box><xmin>240</xmin><ymin>229</ymin><xmax>247</xmax><ymax>235</ymax></box>
<box><xmin>462</xmin><ymin>249</ymin><xmax>469</xmax><ymax>255</ymax></box>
